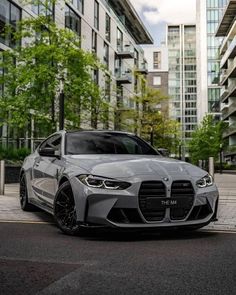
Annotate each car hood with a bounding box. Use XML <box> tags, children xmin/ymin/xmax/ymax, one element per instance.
<box><xmin>65</xmin><ymin>155</ymin><xmax>206</xmax><ymax>180</ymax></box>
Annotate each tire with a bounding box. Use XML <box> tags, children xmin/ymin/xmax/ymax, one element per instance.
<box><xmin>19</xmin><ymin>174</ymin><xmax>36</xmax><ymax>211</ymax></box>
<box><xmin>54</xmin><ymin>181</ymin><xmax>80</xmax><ymax>235</ymax></box>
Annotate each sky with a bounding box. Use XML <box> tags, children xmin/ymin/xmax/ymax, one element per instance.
<box><xmin>129</xmin><ymin>0</ymin><xmax>196</xmax><ymax>45</ymax></box>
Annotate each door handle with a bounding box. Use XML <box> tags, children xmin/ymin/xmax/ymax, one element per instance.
<box><xmin>35</xmin><ymin>162</ymin><xmax>40</xmax><ymax>167</ymax></box>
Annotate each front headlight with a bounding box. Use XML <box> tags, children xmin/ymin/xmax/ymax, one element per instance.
<box><xmin>196</xmin><ymin>174</ymin><xmax>213</xmax><ymax>188</ymax></box>
<box><xmin>78</xmin><ymin>175</ymin><xmax>131</xmax><ymax>190</ymax></box>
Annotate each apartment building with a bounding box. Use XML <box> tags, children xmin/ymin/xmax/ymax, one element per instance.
<box><xmin>196</xmin><ymin>0</ymin><xmax>228</xmax><ymax>123</ymax></box>
<box><xmin>0</xmin><ymin>0</ymin><xmax>153</xmax><ymax>140</ymax></box>
<box><xmin>216</xmin><ymin>0</ymin><xmax>236</xmax><ymax>161</ymax></box>
<box><xmin>142</xmin><ymin>45</ymin><xmax>169</xmax><ymax>119</ymax></box>
<box><xmin>167</xmin><ymin>24</ymin><xmax>197</xmax><ymax>159</ymax></box>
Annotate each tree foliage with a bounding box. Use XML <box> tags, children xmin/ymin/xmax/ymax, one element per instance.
<box><xmin>0</xmin><ymin>2</ymin><xmax>107</xmax><ymax>137</ymax></box>
<box><xmin>188</xmin><ymin>115</ymin><xmax>226</xmax><ymax>164</ymax></box>
<box><xmin>120</xmin><ymin>83</ymin><xmax>180</xmax><ymax>151</ymax></box>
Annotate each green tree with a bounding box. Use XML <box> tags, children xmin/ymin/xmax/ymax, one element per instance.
<box><xmin>0</xmin><ymin>0</ymin><xmax>107</xmax><ymax>139</ymax></box>
<box><xmin>188</xmin><ymin>115</ymin><xmax>226</xmax><ymax>164</ymax></box>
<box><xmin>120</xmin><ymin>83</ymin><xmax>180</xmax><ymax>152</ymax></box>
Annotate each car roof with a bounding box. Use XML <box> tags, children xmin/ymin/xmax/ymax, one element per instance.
<box><xmin>65</xmin><ymin>130</ymin><xmax>135</xmax><ymax>136</ymax></box>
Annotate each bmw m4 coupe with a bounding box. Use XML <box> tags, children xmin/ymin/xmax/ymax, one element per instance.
<box><xmin>20</xmin><ymin>130</ymin><xmax>219</xmax><ymax>235</ymax></box>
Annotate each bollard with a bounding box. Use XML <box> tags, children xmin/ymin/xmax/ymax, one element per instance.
<box><xmin>209</xmin><ymin>157</ymin><xmax>214</xmax><ymax>179</ymax></box>
<box><xmin>0</xmin><ymin>160</ymin><xmax>5</xmax><ymax>195</ymax></box>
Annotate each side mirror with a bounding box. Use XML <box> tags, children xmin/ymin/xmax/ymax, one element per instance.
<box><xmin>157</xmin><ymin>148</ymin><xmax>169</xmax><ymax>157</ymax></box>
<box><xmin>39</xmin><ymin>147</ymin><xmax>59</xmax><ymax>158</ymax></box>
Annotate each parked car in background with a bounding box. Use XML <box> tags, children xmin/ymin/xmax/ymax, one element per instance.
<box><xmin>20</xmin><ymin>130</ymin><xmax>219</xmax><ymax>235</ymax></box>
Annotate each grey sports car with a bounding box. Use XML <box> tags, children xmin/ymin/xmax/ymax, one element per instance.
<box><xmin>20</xmin><ymin>130</ymin><xmax>219</xmax><ymax>235</ymax></box>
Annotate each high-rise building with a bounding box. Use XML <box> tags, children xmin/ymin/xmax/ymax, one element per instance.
<box><xmin>216</xmin><ymin>0</ymin><xmax>236</xmax><ymax>162</ymax></box>
<box><xmin>0</xmin><ymin>0</ymin><xmax>153</xmax><ymax>142</ymax></box>
<box><xmin>196</xmin><ymin>0</ymin><xmax>228</xmax><ymax>123</ymax></box>
<box><xmin>167</xmin><ymin>24</ymin><xmax>197</xmax><ymax>159</ymax></box>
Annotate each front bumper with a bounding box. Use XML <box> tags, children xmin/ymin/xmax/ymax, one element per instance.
<box><xmin>70</xmin><ymin>177</ymin><xmax>219</xmax><ymax>229</ymax></box>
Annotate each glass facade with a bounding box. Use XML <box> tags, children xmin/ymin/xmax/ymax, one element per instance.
<box><xmin>206</xmin><ymin>0</ymin><xmax>228</xmax><ymax>115</ymax></box>
<box><xmin>0</xmin><ymin>0</ymin><xmax>21</xmax><ymax>48</ymax></box>
<box><xmin>168</xmin><ymin>25</ymin><xmax>197</xmax><ymax>154</ymax></box>
<box><xmin>65</xmin><ymin>5</ymin><xmax>81</xmax><ymax>37</ymax></box>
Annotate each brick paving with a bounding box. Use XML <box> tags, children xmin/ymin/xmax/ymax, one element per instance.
<box><xmin>0</xmin><ymin>174</ymin><xmax>236</xmax><ymax>230</ymax></box>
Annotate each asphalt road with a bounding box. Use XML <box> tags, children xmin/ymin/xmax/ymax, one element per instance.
<box><xmin>0</xmin><ymin>222</ymin><xmax>236</xmax><ymax>295</ymax></box>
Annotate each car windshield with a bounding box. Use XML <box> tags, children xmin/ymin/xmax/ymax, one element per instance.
<box><xmin>65</xmin><ymin>132</ymin><xmax>159</xmax><ymax>155</ymax></box>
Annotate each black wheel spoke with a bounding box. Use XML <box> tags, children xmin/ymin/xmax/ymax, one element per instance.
<box><xmin>55</xmin><ymin>187</ymin><xmax>78</xmax><ymax>232</ymax></box>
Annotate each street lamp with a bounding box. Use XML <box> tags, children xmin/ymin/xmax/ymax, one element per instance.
<box><xmin>59</xmin><ymin>77</ymin><xmax>65</xmax><ymax>130</ymax></box>
<box><xmin>219</xmin><ymin>143</ymin><xmax>223</xmax><ymax>174</ymax></box>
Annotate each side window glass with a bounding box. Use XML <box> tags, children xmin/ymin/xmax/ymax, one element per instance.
<box><xmin>40</xmin><ymin>135</ymin><xmax>61</xmax><ymax>153</ymax></box>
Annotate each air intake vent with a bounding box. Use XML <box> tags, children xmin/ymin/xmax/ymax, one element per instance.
<box><xmin>139</xmin><ymin>181</ymin><xmax>166</xmax><ymax>221</ymax></box>
<box><xmin>170</xmin><ymin>181</ymin><xmax>194</xmax><ymax>220</ymax></box>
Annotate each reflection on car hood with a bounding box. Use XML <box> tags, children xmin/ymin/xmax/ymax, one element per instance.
<box><xmin>66</xmin><ymin>155</ymin><xmax>206</xmax><ymax>179</ymax></box>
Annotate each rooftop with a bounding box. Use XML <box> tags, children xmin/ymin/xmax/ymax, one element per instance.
<box><xmin>108</xmin><ymin>0</ymin><xmax>153</xmax><ymax>44</ymax></box>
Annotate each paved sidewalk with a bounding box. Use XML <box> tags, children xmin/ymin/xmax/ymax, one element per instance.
<box><xmin>0</xmin><ymin>174</ymin><xmax>236</xmax><ymax>231</ymax></box>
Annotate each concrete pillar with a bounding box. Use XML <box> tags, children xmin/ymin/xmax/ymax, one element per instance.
<box><xmin>0</xmin><ymin>160</ymin><xmax>5</xmax><ymax>195</ymax></box>
<box><xmin>209</xmin><ymin>157</ymin><xmax>214</xmax><ymax>179</ymax></box>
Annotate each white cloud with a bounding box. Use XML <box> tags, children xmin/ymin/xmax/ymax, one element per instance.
<box><xmin>130</xmin><ymin>0</ymin><xmax>196</xmax><ymax>25</ymax></box>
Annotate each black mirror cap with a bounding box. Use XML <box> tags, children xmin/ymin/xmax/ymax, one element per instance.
<box><xmin>157</xmin><ymin>148</ymin><xmax>169</xmax><ymax>157</ymax></box>
<box><xmin>39</xmin><ymin>147</ymin><xmax>59</xmax><ymax>158</ymax></box>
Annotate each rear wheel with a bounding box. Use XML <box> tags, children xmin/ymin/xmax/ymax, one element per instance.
<box><xmin>19</xmin><ymin>174</ymin><xmax>36</xmax><ymax>211</ymax></box>
<box><xmin>54</xmin><ymin>181</ymin><xmax>80</xmax><ymax>235</ymax></box>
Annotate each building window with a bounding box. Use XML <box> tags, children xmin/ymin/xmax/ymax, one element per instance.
<box><xmin>92</xmin><ymin>30</ymin><xmax>97</xmax><ymax>54</ymax></box>
<box><xmin>94</xmin><ymin>0</ymin><xmax>99</xmax><ymax>30</ymax></box>
<box><xmin>77</xmin><ymin>0</ymin><xmax>84</xmax><ymax>14</ymax></box>
<box><xmin>153</xmin><ymin>76</ymin><xmax>161</xmax><ymax>86</ymax></box>
<box><xmin>104</xmin><ymin>42</ymin><xmax>109</xmax><ymax>68</ymax></box>
<box><xmin>93</xmin><ymin>68</ymin><xmax>99</xmax><ymax>85</ymax></box>
<box><xmin>65</xmin><ymin>5</ymin><xmax>81</xmax><ymax>37</ymax></box>
<box><xmin>32</xmin><ymin>0</ymin><xmax>54</xmax><ymax>19</ymax></box>
<box><xmin>105</xmin><ymin>13</ymin><xmax>111</xmax><ymax>42</ymax></box>
<box><xmin>153</xmin><ymin>51</ymin><xmax>161</xmax><ymax>69</ymax></box>
<box><xmin>0</xmin><ymin>0</ymin><xmax>21</xmax><ymax>48</ymax></box>
<box><xmin>117</xmin><ymin>28</ymin><xmax>123</xmax><ymax>52</ymax></box>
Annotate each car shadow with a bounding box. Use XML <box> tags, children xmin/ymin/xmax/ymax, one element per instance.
<box><xmin>78</xmin><ymin>228</ymin><xmax>219</xmax><ymax>242</ymax></box>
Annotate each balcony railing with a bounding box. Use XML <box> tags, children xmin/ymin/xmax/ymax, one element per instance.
<box><xmin>228</xmin><ymin>80</ymin><xmax>236</xmax><ymax>96</ymax></box>
<box><xmin>222</xmin><ymin>105</ymin><xmax>229</xmax><ymax>120</ymax></box>
<box><xmin>115</xmin><ymin>68</ymin><xmax>132</xmax><ymax>84</ymax></box>
<box><xmin>220</xmin><ymin>36</ymin><xmax>236</xmax><ymax>69</ymax></box>
<box><xmin>117</xmin><ymin>44</ymin><xmax>134</xmax><ymax>58</ymax></box>
<box><xmin>136</xmin><ymin>62</ymin><xmax>148</xmax><ymax>74</ymax></box>
<box><xmin>220</xmin><ymin>86</ymin><xmax>229</xmax><ymax>102</ymax></box>
<box><xmin>225</xmin><ymin>55</ymin><xmax>236</xmax><ymax>80</ymax></box>
<box><xmin>222</xmin><ymin>101</ymin><xmax>236</xmax><ymax>120</ymax></box>
<box><xmin>220</xmin><ymin>69</ymin><xmax>228</xmax><ymax>84</ymax></box>
<box><xmin>223</xmin><ymin>122</ymin><xmax>236</xmax><ymax>138</ymax></box>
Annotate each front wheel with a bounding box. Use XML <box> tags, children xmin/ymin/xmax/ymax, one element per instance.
<box><xmin>54</xmin><ymin>181</ymin><xmax>80</xmax><ymax>235</ymax></box>
<box><xmin>19</xmin><ymin>174</ymin><xmax>36</xmax><ymax>211</ymax></box>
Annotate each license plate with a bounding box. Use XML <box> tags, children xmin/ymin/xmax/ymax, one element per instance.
<box><xmin>146</xmin><ymin>197</ymin><xmax>190</xmax><ymax>209</ymax></box>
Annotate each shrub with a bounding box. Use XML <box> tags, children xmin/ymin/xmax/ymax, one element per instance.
<box><xmin>0</xmin><ymin>147</ymin><xmax>30</xmax><ymax>163</ymax></box>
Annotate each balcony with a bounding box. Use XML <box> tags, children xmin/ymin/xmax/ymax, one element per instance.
<box><xmin>228</xmin><ymin>80</ymin><xmax>236</xmax><ymax>96</ymax></box>
<box><xmin>220</xmin><ymin>36</ymin><xmax>236</xmax><ymax>69</ymax></box>
<box><xmin>116</xmin><ymin>44</ymin><xmax>134</xmax><ymax>59</ymax></box>
<box><xmin>223</xmin><ymin>122</ymin><xmax>236</xmax><ymax>138</ymax></box>
<box><xmin>222</xmin><ymin>105</ymin><xmax>229</xmax><ymax>120</ymax></box>
<box><xmin>225</xmin><ymin>55</ymin><xmax>236</xmax><ymax>80</ymax></box>
<box><xmin>222</xmin><ymin>101</ymin><xmax>236</xmax><ymax>120</ymax></box>
<box><xmin>115</xmin><ymin>68</ymin><xmax>132</xmax><ymax>84</ymax></box>
<box><xmin>135</xmin><ymin>61</ymin><xmax>148</xmax><ymax>74</ymax></box>
<box><xmin>219</xmin><ymin>19</ymin><xmax>236</xmax><ymax>55</ymax></box>
<box><xmin>220</xmin><ymin>69</ymin><xmax>228</xmax><ymax>85</ymax></box>
<box><xmin>220</xmin><ymin>86</ymin><xmax>229</xmax><ymax>102</ymax></box>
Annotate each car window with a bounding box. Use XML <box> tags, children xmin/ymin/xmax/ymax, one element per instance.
<box><xmin>40</xmin><ymin>135</ymin><xmax>61</xmax><ymax>153</ymax></box>
<box><xmin>65</xmin><ymin>132</ymin><xmax>158</xmax><ymax>155</ymax></box>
